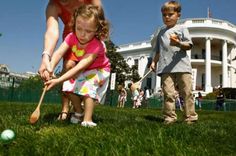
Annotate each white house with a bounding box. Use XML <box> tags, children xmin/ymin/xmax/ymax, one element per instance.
<box><xmin>0</xmin><ymin>64</ymin><xmax>37</xmax><ymax>88</ymax></box>
<box><xmin>117</xmin><ymin>18</ymin><xmax>236</xmax><ymax>95</ymax></box>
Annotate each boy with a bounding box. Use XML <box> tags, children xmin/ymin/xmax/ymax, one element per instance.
<box><xmin>150</xmin><ymin>1</ymin><xmax>198</xmax><ymax>124</ymax></box>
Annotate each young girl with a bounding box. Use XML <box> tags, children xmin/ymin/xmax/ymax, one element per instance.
<box><xmin>39</xmin><ymin>0</ymin><xmax>102</xmax><ymax>121</ymax></box>
<box><xmin>117</xmin><ymin>85</ymin><xmax>127</xmax><ymax>108</ymax></box>
<box><xmin>128</xmin><ymin>82</ymin><xmax>139</xmax><ymax>109</ymax></box>
<box><xmin>136</xmin><ymin>89</ymin><xmax>144</xmax><ymax>108</ymax></box>
<box><xmin>45</xmin><ymin>4</ymin><xmax>110</xmax><ymax>127</ymax></box>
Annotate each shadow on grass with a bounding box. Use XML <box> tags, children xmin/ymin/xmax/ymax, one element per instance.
<box><xmin>143</xmin><ymin>115</ymin><xmax>164</xmax><ymax>122</ymax></box>
<box><xmin>28</xmin><ymin>113</ymin><xmax>72</xmax><ymax>130</ymax></box>
<box><xmin>42</xmin><ymin>113</ymin><xmax>59</xmax><ymax>123</ymax></box>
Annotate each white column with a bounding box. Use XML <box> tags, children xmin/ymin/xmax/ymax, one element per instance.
<box><xmin>222</xmin><ymin>40</ymin><xmax>228</xmax><ymax>88</ymax></box>
<box><xmin>231</xmin><ymin>46</ymin><xmax>236</xmax><ymax>87</ymax></box>
<box><xmin>126</xmin><ymin>57</ymin><xmax>134</xmax><ymax>67</ymax></box>
<box><xmin>155</xmin><ymin>74</ymin><xmax>161</xmax><ymax>92</ymax></box>
<box><xmin>205</xmin><ymin>37</ymin><xmax>213</xmax><ymax>92</ymax></box>
<box><xmin>138</xmin><ymin>56</ymin><xmax>148</xmax><ymax>77</ymax></box>
<box><xmin>229</xmin><ymin>46</ymin><xmax>234</xmax><ymax>87</ymax></box>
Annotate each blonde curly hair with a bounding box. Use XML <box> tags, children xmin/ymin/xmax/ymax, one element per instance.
<box><xmin>69</xmin><ymin>4</ymin><xmax>110</xmax><ymax>40</ymax></box>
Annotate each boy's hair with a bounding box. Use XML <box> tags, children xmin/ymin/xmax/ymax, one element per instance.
<box><xmin>70</xmin><ymin>4</ymin><xmax>110</xmax><ymax>40</ymax></box>
<box><xmin>161</xmin><ymin>1</ymin><xmax>181</xmax><ymax>13</ymax></box>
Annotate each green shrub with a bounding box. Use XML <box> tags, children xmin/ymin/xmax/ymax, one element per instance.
<box><xmin>204</xmin><ymin>92</ymin><xmax>217</xmax><ymax>99</ymax></box>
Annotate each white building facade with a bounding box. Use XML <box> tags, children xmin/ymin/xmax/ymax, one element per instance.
<box><xmin>117</xmin><ymin>18</ymin><xmax>236</xmax><ymax>95</ymax></box>
<box><xmin>0</xmin><ymin>64</ymin><xmax>36</xmax><ymax>88</ymax></box>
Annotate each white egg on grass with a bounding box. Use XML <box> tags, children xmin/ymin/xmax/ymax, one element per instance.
<box><xmin>1</xmin><ymin>129</ymin><xmax>16</xmax><ymax>144</ymax></box>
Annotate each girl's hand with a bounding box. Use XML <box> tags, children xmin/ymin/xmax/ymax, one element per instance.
<box><xmin>44</xmin><ymin>78</ymin><xmax>60</xmax><ymax>90</ymax></box>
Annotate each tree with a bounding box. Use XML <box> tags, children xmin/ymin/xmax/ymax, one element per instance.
<box><xmin>105</xmin><ymin>40</ymin><xmax>140</xmax><ymax>85</ymax></box>
<box><xmin>18</xmin><ymin>75</ymin><xmax>43</xmax><ymax>91</ymax></box>
<box><xmin>16</xmin><ymin>75</ymin><xmax>60</xmax><ymax>95</ymax></box>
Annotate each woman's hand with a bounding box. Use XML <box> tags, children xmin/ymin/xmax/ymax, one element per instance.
<box><xmin>38</xmin><ymin>55</ymin><xmax>52</xmax><ymax>81</ymax></box>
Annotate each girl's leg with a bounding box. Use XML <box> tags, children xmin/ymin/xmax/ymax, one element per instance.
<box><xmin>121</xmin><ymin>98</ymin><xmax>125</xmax><ymax>108</ymax></box>
<box><xmin>58</xmin><ymin>60</ymin><xmax>76</xmax><ymax>120</ymax></box>
<box><xmin>83</xmin><ymin>96</ymin><xmax>95</xmax><ymax>122</ymax></box>
<box><xmin>81</xmin><ymin>96</ymin><xmax>97</xmax><ymax>127</ymax></box>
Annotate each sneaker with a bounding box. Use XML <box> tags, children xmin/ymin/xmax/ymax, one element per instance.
<box><xmin>163</xmin><ymin>119</ymin><xmax>177</xmax><ymax>125</ymax></box>
<box><xmin>70</xmin><ymin>112</ymin><xmax>84</xmax><ymax>124</ymax></box>
<box><xmin>81</xmin><ymin>121</ymin><xmax>97</xmax><ymax>127</ymax></box>
<box><xmin>184</xmin><ymin>115</ymin><xmax>198</xmax><ymax>122</ymax></box>
<box><xmin>185</xmin><ymin>120</ymin><xmax>197</xmax><ymax>124</ymax></box>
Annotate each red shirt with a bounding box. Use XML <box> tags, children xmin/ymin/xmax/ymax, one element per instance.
<box><xmin>53</xmin><ymin>0</ymin><xmax>92</xmax><ymax>39</ymax></box>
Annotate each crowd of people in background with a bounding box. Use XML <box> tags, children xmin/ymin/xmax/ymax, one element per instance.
<box><xmin>116</xmin><ymin>84</ymin><xmax>228</xmax><ymax>112</ymax></box>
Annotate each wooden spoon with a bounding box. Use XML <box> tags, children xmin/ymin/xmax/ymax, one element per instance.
<box><xmin>29</xmin><ymin>86</ymin><xmax>47</xmax><ymax>124</ymax></box>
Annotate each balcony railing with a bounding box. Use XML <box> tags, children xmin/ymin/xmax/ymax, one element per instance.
<box><xmin>191</xmin><ymin>54</ymin><xmax>221</xmax><ymax>61</ymax></box>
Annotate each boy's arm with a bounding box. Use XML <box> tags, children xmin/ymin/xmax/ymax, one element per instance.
<box><xmin>150</xmin><ymin>52</ymin><xmax>160</xmax><ymax>71</ymax></box>
<box><xmin>177</xmin><ymin>42</ymin><xmax>192</xmax><ymax>51</ymax></box>
<box><xmin>170</xmin><ymin>35</ymin><xmax>192</xmax><ymax>50</ymax></box>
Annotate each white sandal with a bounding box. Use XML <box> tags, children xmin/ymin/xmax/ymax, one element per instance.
<box><xmin>70</xmin><ymin>112</ymin><xmax>84</xmax><ymax>124</ymax></box>
<box><xmin>81</xmin><ymin>121</ymin><xmax>97</xmax><ymax>127</ymax></box>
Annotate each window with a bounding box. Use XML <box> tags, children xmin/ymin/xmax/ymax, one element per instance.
<box><xmin>146</xmin><ymin>77</ymin><xmax>152</xmax><ymax>90</ymax></box>
<box><xmin>202</xmin><ymin>73</ymin><xmax>205</xmax><ymax>89</ymax></box>
<box><xmin>219</xmin><ymin>50</ymin><xmax>222</xmax><ymax>61</ymax></box>
<box><xmin>147</xmin><ymin>57</ymin><xmax>152</xmax><ymax>67</ymax></box>
<box><xmin>202</xmin><ymin>49</ymin><xmax>205</xmax><ymax>59</ymax></box>
<box><xmin>134</xmin><ymin>59</ymin><xmax>138</xmax><ymax>66</ymax></box>
<box><xmin>220</xmin><ymin>74</ymin><xmax>222</xmax><ymax>85</ymax></box>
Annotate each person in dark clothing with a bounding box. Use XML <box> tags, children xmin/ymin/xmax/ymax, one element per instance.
<box><xmin>216</xmin><ymin>90</ymin><xmax>224</xmax><ymax>111</ymax></box>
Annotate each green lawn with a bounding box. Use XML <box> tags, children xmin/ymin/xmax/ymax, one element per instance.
<box><xmin>0</xmin><ymin>102</ymin><xmax>235</xmax><ymax>156</ymax></box>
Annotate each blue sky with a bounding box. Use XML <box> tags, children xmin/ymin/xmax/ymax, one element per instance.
<box><xmin>0</xmin><ymin>0</ymin><xmax>235</xmax><ymax>73</ymax></box>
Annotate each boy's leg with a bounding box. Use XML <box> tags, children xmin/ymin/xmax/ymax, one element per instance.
<box><xmin>162</xmin><ymin>74</ymin><xmax>177</xmax><ymax>123</ymax></box>
<box><xmin>177</xmin><ymin>73</ymin><xmax>198</xmax><ymax>122</ymax></box>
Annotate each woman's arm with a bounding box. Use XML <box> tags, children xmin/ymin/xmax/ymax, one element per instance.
<box><xmin>39</xmin><ymin>0</ymin><xmax>60</xmax><ymax>80</ymax></box>
<box><xmin>91</xmin><ymin>0</ymin><xmax>102</xmax><ymax>7</ymax></box>
<box><xmin>44</xmin><ymin>0</ymin><xmax>60</xmax><ymax>57</ymax></box>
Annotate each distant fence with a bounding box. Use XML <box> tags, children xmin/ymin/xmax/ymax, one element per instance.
<box><xmin>0</xmin><ymin>87</ymin><xmax>60</xmax><ymax>104</ymax></box>
<box><xmin>0</xmin><ymin>87</ymin><xmax>236</xmax><ymax>111</ymax></box>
